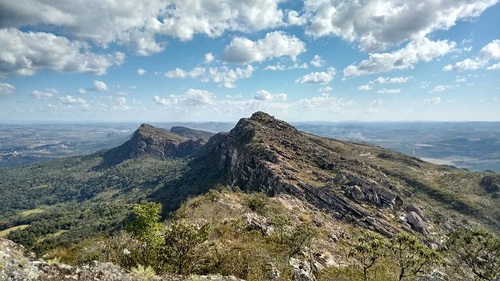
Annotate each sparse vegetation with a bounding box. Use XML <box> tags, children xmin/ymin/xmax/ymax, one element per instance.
<box><xmin>391</xmin><ymin>232</ymin><xmax>443</xmax><ymax>281</ymax></box>
<box><xmin>349</xmin><ymin>230</ymin><xmax>389</xmax><ymax>281</ymax></box>
<box><xmin>163</xmin><ymin>220</ymin><xmax>210</xmax><ymax>275</ymax></box>
<box><xmin>131</xmin><ymin>264</ymin><xmax>156</xmax><ymax>281</ymax></box>
<box><xmin>447</xmin><ymin>228</ymin><xmax>500</xmax><ymax>281</ymax></box>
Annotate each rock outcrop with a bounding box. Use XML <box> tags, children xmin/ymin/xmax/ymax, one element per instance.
<box><xmin>197</xmin><ymin>112</ymin><xmax>435</xmax><ymax>237</ymax></box>
<box><xmin>99</xmin><ymin>124</ymin><xmax>204</xmax><ymax>167</ymax></box>
<box><xmin>0</xmin><ymin>238</ymin><xmax>244</xmax><ymax>281</ymax></box>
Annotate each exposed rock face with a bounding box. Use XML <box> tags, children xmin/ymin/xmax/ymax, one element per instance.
<box><xmin>0</xmin><ymin>238</ymin><xmax>140</xmax><ymax>281</ymax></box>
<box><xmin>199</xmin><ymin>112</ymin><xmax>415</xmax><ymax>237</ymax></box>
<box><xmin>406</xmin><ymin>211</ymin><xmax>430</xmax><ymax>235</ymax></box>
<box><xmin>242</xmin><ymin>212</ymin><xmax>274</xmax><ymax>235</ymax></box>
<box><xmin>128</xmin><ymin>124</ymin><xmax>204</xmax><ymax>158</ymax></box>
<box><xmin>100</xmin><ymin>124</ymin><xmax>204</xmax><ymax>167</ymax></box>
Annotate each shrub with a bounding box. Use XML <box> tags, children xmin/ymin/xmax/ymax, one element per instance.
<box><xmin>390</xmin><ymin>232</ymin><xmax>443</xmax><ymax>281</ymax></box>
<box><xmin>447</xmin><ymin>228</ymin><xmax>500</xmax><ymax>281</ymax></box>
<box><xmin>163</xmin><ymin>220</ymin><xmax>210</xmax><ymax>275</ymax></box>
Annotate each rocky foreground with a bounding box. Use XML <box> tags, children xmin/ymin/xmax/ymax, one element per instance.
<box><xmin>0</xmin><ymin>238</ymin><xmax>242</xmax><ymax>281</ymax></box>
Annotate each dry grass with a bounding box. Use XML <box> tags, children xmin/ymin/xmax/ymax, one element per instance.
<box><xmin>0</xmin><ymin>225</ymin><xmax>29</xmax><ymax>237</ymax></box>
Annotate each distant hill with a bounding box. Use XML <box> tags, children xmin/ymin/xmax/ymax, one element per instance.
<box><xmin>170</xmin><ymin>126</ymin><xmax>215</xmax><ymax>141</ymax></box>
<box><xmin>97</xmin><ymin>124</ymin><xmax>204</xmax><ymax>168</ymax></box>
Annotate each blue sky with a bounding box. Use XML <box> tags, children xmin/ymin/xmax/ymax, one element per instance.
<box><xmin>0</xmin><ymin>0</ymin><xmax>499</xmax><ymax>122</ymax></box>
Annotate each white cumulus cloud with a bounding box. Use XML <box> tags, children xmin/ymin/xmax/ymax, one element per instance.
<box><xmin>304</xmin><ymin>0</ymin><xmax>497</xmax><ymax>51</ymax></box>
<box><xmin>372</xmin><ymin>76</ymin><xmax>411</xmax><ymax>84</ymax></box>
<box><xmin>59</xmin><ymin>95</ymin><xmax>87</xmax><ymax>105</ymax></box>
<box><xmin>444</xmin><ymin>39</ymin><xmax>500</xmax><ymax>71</ymax></box>
<box><xmin>154</xmin><ymin>89</ymin><xmax>216</xmax><ymax>107</ymax></box>
<box><xmin>164</xmin><ymin>65</ymin><xmax>255</xmax><ymax>88</ymax></box>
<box><xmin>311</xmin><ymin>55</ymin><xmax>325</xmax><ymax>67</ymax></box>
<box><xmin>0</xmin><ymin>83</ymin><xmax>16</xmax><ymax>97</ymax></box>
<box><xmin>429</xmin><ymin>85</ymin><xmax>453</xmax><ymax>93</ymax></box>
<box><xmin>296</xmin><ymin>67</ymin><xmax>336</xmax><ymax>84</ymax></box>
<box><xmin>264</xmin><ymin>62</ymin><xmax>308</xmax><ymax>71</ymax></box>
<box><xmin>204</xmin><ymin>53</ymin><xmax>215</xmax><ymax>64</ymax></box>
<box><xmin>358</xmin><ymin>85</ymin><xmax>373</xmax><ymax>91</ymax></box>
<box><xmin>159</xmin><ymin>0</ymin><xmax>284</xmax><ymax>40</ymax></box>
<box><xmin>421</xmin><ymin>97</ymin><xmax>442</xmax><ymax>105</ymax></box>
<box><xmin>0</xmin><ymin>0</ymin><xmax>285</xmax><ymax>59</ymax></box>
<box><xmin>254</xmin><ymin>90</ymin><xmax>287</xmax><ymax>101</ymax></box>
<box><xmin>377</xmin><ymin>88</ymin><xmax>401</xmax><ymax>94</ymax></box>
<box><xmin>222</xmin><ymin>31</ymin><xmax>306</xmax><ymax>63</ymax></box>
<box><xmin>343</xmin><ymin>38</ymin><xmax>456</xmax><ymax>77</ymax></box>
<box><xmin>137</xmin><ymin>68</ymin><xmax>147</xmax><ymax>75</ymax></box>
<box><xmin>91</xmin><ymin>80</ymin><xmax>108</xmax><ymax>92</ymax></box>
<box><xmin>0</xmin><ymin>28</ymin><xmax>125</xmax><ymax>77</ymax></box>
<box><xmin>32</xmin><ymin>88</ymin><xmax>58</xmax><ymax>99</ymax></box>
<box><xmin>287</xmin><ymin>10</ymin><xmax>308</xmax><ymax>26</ymax></box>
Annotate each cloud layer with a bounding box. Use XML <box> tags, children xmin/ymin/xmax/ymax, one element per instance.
<box><xmin>343</xmin><ymin>38</ymin><xmax>456</xmax><ymax>77</ymax></box>
<box><xmin>0</xmin><ymin>28</ymin><xmax>124</xmax><ymax>77</ymax></box>
<box><xmin>305</xmin><ymin>0</ymin><xmax>497</xmax><ymax>51</ymax></box>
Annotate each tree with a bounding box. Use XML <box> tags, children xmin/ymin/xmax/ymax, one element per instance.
<box><xmin>270</xmin><ymin>213</ymin><xmax>289</xmax><ymax>244</ymax></box>
<box><xmin>349</xmin><ymin>230</ymin><xmax>389</xmax><ymax>281</ymax></box>
<box><xmin>126</xmin><ymin>202</ymin><xmax>163</xmax><ymax>248</ymax></box>
<box><xmin>163</xmin><ymin>220</ymin><xmax>209</xmax><ymax>275</ymax></box>
<box><xmin>447</xmin><ymin>228</ymin><xmax>500</xmax><ymax>281</ymax></box>
<box><xmin>391</xmin><ymin>232</ymin><xmax>443</xmax><ymax>281</ymax></box>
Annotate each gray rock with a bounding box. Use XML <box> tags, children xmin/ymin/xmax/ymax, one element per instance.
<box><xmin>1</xmin><ymin>238</ymin><xmax>243</xmax><ymax>281</ymax></box>
<box><xmin>264</xmin><ymin>262</ymin><xmax>280</xmax><ymax>279</ymax></box>
<box><xmin>406</xmin><ymin>204</ymin><xmax>429</xmax><ymax>222</ymax></box>
<box><xmin>406</xmin><ymin>211</ymin><xmax>429</xmax><ymax>234</ymax></box>
<box><xmin>350</xmin><ymin>185</ymin><xmax>365</xmax><ymax>200</ymax></box>
<box><xmin>417</xmin><ymin>269</ymin><xmax>448</xmax><ymax>281</ymax></box>
<box><xmin>242</xmin><ymin>212</ymin><xmax>274</xmax><ymax>235</ymax></box>
<box><xmin>289</xmin><ymin>258</ymin><xmax>316</xmax><ymax>281</ymax></box>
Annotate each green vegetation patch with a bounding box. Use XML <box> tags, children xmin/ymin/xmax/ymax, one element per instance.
<box><xmin>20</xmin><ymin>208</ymin><xmax>45</xmax><ymax>217</ymax></box>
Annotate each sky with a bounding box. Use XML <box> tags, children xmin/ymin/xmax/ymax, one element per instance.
<box><xmin>0</xmin><ymin>0</ymin><xmax>499</xmax><ymax>123</ymax></box>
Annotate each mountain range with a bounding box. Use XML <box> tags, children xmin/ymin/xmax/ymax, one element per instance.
<box><xmin>0</xmin><ymin>112</ymin><xmax>499</xmax><ymax>280</ymax></box>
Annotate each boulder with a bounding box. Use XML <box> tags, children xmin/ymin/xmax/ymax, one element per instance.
<box><xmin>289</xmin><ymin>258</ymin><xmax>316</xmax><ymax>281</ymax></box>
<box><xmin>350</xmin><ymin>185</ymin><xmax>365</xmax><ymax>200</ymax></box>
<box><xmin>406</xmin><ymin>211</ymin><xmax>429</xmax><ymax>234</ymax></box>
<box><xmin>242</xmin><ymin>212</ymin><xmax>274</xmax><ymax>235</ymax></box>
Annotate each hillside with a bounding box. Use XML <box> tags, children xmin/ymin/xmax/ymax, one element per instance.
<box><xmin>1</xmin><ymin>112</ymin><xmax>499</xmax><ymax>280</ymax></box>
<box><xmin>195</xmin><ymin>112</ymin><xmax>499</xmax><ymax>236</ymax></box>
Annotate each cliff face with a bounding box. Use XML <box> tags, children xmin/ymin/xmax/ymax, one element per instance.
<box><xmin>99</xmin><ymin>124</ymin><xmax>204</xmax><ymax>167</ymax></box>
<box><xmin>128</xmin><ymin>124</ymin><xmax>204</xmax><ymax>158</ymax></box>
<box><xmin>198</xmin><ymin>112</ymin><xmax>484</xmax><ymax>239</ymax></box>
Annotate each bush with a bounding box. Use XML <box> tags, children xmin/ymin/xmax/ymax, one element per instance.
<box><xmin>447</xmin><ymin>228</ymin><xmax>500</xmax><ymax>281</ymax></box>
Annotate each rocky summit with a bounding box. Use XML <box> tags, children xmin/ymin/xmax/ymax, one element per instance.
<box><xmin>99</xmin><ymin>124</ymin><xmax>205</xmax><ymax>167</ymax></box>
<box><xmin>198</xmin><ymin>112</ymin><xmax>499</xmax><ymax>238</ymax></box>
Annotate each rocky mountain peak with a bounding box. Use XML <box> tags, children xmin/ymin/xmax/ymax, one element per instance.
<box><xmin>197</xmin><ymin>112</ymin><xmax>484</xmax><ymax>239</ymax></box>
<box><xmin>99</xmin><ymin>124</ymin><xmax>204</xmax><ymax>167</ymax></box>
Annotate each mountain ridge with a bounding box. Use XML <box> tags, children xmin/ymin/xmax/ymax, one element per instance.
<box><xmin>0</xmin><ymin>111</ymin><xmax>498</xmax><ymax>256</ymax></box>
<box><xmin>1</xmin><ymin>112</ymin><xmax>499</xmax><ymax>280</ymax></box>
<box><xmin>180</xmin><ymin>112</ymin><xmax>499</xmax><ymax>238</ymax></box>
